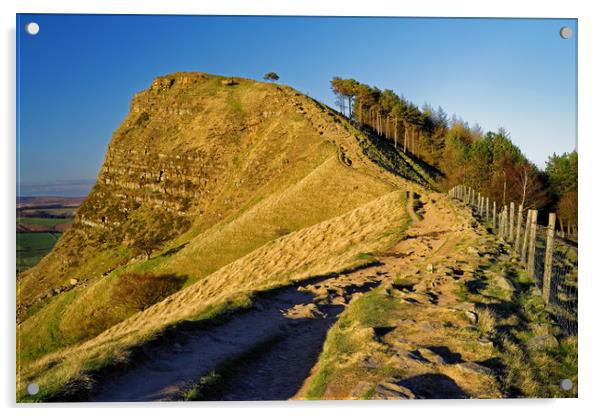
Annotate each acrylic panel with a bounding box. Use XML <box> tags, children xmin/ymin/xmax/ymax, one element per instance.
<box><xmin>16</xmin><ymin>14</ymin><xmax>578</xmax><ymax>402</ymax></box>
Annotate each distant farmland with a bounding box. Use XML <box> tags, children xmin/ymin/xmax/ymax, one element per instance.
<box><xmin>16</xmin><ymin>198</ymin><xmax>81</xmax><ymax>273</ymax></box>
<box><xmin>17</xmin><ymin>233</ymin><xmax>61</xmax><ymax>273</ymax></box>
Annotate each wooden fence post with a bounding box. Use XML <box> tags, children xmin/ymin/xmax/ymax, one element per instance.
<box><xmin>509</xmin><ymin>202</ymin><xmax>515</xmax><ymax>242</ymax></box>
<box><xmin>527</xmin><ymin>209</ymin><xmax>538</xmax><ymax>279</ymax></box>
<box><xmin>492</xmin><ymin>201</ymin><xmax>497</xmax><ymax>229</ymax></box>
<box><xmin>514</xmin><ymin>204</ymin><xmax>523</xmax><ymax>253</ymax></box>
<box><xmin>502</xmin><ymin>205</ymin><xmax>508</xmax><ymax>240</ymax></box>
<box><xmin>499</xmin><ymin>207</ymin><xmax>505</xmax><ymax>239</ymax></box>
<box><xmin>486</xmin><ymin>197</ymin><xmax>489</xmax><ymax>222</ymax></box>
<box><xmin>542</xmin><ymin>213</ymin><xmax>556</xmax><ymax>305</ymax></box>
<box><xmin>521</xmin><ymin>209</ymin><xmax>532</xmax><ymax>263</ymax></box>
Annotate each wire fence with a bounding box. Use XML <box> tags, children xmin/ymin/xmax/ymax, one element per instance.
<box><xmin>449</xmin><ymin>185</ymin><xmax>578</xmax><ymax>336</ymax></box>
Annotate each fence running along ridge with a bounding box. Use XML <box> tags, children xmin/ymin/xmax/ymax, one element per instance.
<box><xmin>448</xmin><ymin>185</ymin><xmax>578</xmax><ymax>336</ymax></box>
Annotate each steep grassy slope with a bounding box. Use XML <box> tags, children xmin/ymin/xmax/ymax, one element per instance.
<box><xmin>18</xmin><ymin>73</ymin><xmax>430</xmax><ymax>306</ymax></box>
<box><xmin>17</xmin><ymin>73</ymin><xmax>433</xmax><ymax>401</ymax></box>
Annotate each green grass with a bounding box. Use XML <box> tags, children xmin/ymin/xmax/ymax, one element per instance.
<box><xmin>475</xmin><ymin>255</ymin><xmax>577</xmax><ymax>397</ymax></box>
<box><xmin>355</xmin><ymin>252</ymin><xmax>375</xmax><ymax>262</ymax></box>
<box><xmin>16</xmin><ymin>233</ymin><xmax>61</xmax><ymax>273</ymax></box>
<box><xmin>305</xmin><ymin>288</ymin><xmax>400</xmax><ymax>399</ymax></box>
<box><xmin>17</xmin><ymin>289</ymin><xmax>81</xmax><ymax>362</ymax></box>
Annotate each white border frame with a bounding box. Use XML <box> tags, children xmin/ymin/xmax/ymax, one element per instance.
<box><xmin>3</xmin><ymin>1</ymin><xmax>600</xmax><ymax>415</ymax></box>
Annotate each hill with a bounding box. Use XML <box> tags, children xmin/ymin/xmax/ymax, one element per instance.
<box><xmin>17</xmin><ymin>73</ymin><xmax>435</xmax><ymax>400</ymax></box>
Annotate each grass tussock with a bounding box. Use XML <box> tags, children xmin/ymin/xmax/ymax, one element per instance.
<box><xmin>476</xmin><ymin>306</ymin><xmax>497</xmax><ymax>335</ymax></box>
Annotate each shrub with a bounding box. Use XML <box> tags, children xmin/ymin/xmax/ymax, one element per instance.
<box><xmin>112</xmin><ymin>272</ymin><xmax>186</xmax><ymax>311</ymax></box>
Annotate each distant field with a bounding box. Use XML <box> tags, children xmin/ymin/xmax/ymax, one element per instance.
<box><xmin>17</xmin><ymin>217</ymin><xmax>73</xmax><ymax>227</ymax></box>
<box><xmin>16</xmin><ymin>198</ymin><xmax>81</xmax><ymax>273</ymax></box>
<box><xmin>17</xmin><ymin>233</ymin><xmax>61</xmax><ymax>273</ymax></box>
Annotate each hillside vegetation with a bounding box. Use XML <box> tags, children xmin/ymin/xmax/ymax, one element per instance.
<box><xmin>17</xmin><ymin>73</ymin><xmax>433</xmax><ymax>400</ymax></box>
<box><xmin>330</xmin><ymin>77</ymin><xmax>578</xmax><ymax>232</ymax></box>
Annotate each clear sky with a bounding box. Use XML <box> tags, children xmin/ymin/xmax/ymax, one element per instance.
<box><xmin>17</xmin><ymin>14</ymin><xmax>577</xmax><ymax>196</ymax></box>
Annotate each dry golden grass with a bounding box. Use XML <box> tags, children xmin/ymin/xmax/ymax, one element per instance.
<box><xmin>17</xmin><ymin>190</ymin><xmax>410</xmax><ymax>400</ymax></box>
<box><xmin>476</xmin><ymin>306</ymin><xmax>497</xmax><ymax>335</ymax></box>
<box><xmin>17</xmin><ymin>73</ymin><xmax>436</xmax><ymax>401</ymax></box>
<box><xmin>159</xmin><ymin>156</ymin><xmax>394</xmax><ymax>280</ymax></box>
<box><xmin>17</xmin><ymin>156</ymin><xmax>395</xmax><ymax>364</ymax></box>
<box><xmin>18</xmin><ymin>74</ymin><xmax>414</xmax><ymax>364</ymax></box>
<box><xmin>18</xmin><ymin>73</ymin><xmax>428</xmax><ymax>307</ymax></box>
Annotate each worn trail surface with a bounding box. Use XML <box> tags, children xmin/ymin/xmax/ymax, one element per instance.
<box><xmin>92</xmin><ymin>191</ymin><xmax>475</xmax><ymax>401</ymax></box>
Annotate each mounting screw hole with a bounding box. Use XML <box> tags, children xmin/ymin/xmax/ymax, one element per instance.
<box><xmin>25</xmin><ymin>22</ymin><xmax>40</xmax><ymax>36</ymax></box>
<box><xmin>27</xmin><ymin>383</ymin><xmax>39</xmax><ymax>395</ymax></box>
<box><xmin>560</xmin><ymin>26</ymin><xmax>572</xmax><ymax>39</ymax></box>
<box><xmin>560</xmin><ymin>379</ymin><xmax>573</xmax><ymax>391</ymax></box>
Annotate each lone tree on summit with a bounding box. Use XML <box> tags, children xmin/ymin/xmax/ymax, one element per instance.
<box><xmin>264</xmin><ymin>72</ymin><xmax>280</xmax><ymax>82</ymax></box>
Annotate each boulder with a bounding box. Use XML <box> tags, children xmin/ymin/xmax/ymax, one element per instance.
<box><xmin>527</xmin><ymin>334</ymin><xmax>559</xmax><ymax>351</ymax></box>
<box><xmin>69</xmin><ymin>278</ymin><xmax>78</xmax><ymax>285</ymax></box>
<box><xmin>494</xmin><ymin>275</ymin><xmax>515</xmax><ymax>291</ymax></box>
<box><xmin>361</xmin><ymin>355</ymin><xmax>380</xmax><ymax>369</ymax></box>
<box><xmin>456</xmin><ymin>302</ymin><xmax>476</xmax><ymax>312</ymax></box>
<box><xmin>417</xmin><ymin>348</ymin><xmax>446</xmax><ymax>364</ymax></box>
<box><xmin>372</xmin><ymin>378</ymin><xmax>416</xmax><ymax>400</ymax></box>
<box><xmin>457</xmin><ymin>362</ymin><xmax>494</xmax><ymax>376</ymax></box>
<box><xmin>221</xmin><ymin>78</ymin><xmax>238</xmax><ymax>86</ymax></box>
<box><xmin>467</xmin><ymin>246</ymin><xmax>479</xmax><ymax>254</ymax></box>
<box><xmin>464</xmin><ymin>310</ymin><xmax>478</xmax><ymax>324</ymax></box>
<box><xmin>283</xmin><ymin>303</ymin><xmax>323</xmax><ymax>319</ymax></box>
<box><xmin>349</xmin><ymin>381</ymin><xmax>373</xmax><ymax>399</ymax></box>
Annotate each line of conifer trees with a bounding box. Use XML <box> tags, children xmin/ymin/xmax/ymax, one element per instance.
<box><xmin>330</xmin><ymin>76</ymin><xmax>577</xmax><ymax>234</ymax></box>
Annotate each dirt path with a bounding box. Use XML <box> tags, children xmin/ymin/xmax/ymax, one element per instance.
<box><xmin>91</xmin><ymin>191</ymin><xmax>474</xmax><ymax>401</ymax></box>
<box><xmin>201</xmin><ymin>191</ymin><xmax>470</xmax><ymax>400</ymax></box>
<box><xmin>292</xmin><ymin>192</ymin><xmax>511</xmax><ymax>399</ymax></box>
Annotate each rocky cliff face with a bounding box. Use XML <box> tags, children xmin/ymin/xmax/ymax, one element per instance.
<box><xmin>17</xmin><ymin>72</ymin><xmax>432</xmax><ymax>310</ymax></box>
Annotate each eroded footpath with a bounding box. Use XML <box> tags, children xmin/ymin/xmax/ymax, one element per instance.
<box><xmin>91</xmin><ymin>190</ymin><xmax>574</xmax><ymax>401</ymax></box>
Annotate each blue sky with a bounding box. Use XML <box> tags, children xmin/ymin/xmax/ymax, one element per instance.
<box><xmin>17</xmin><ymin>15</ymin><xmax>577</xmax><ymax>196</ymax></box>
